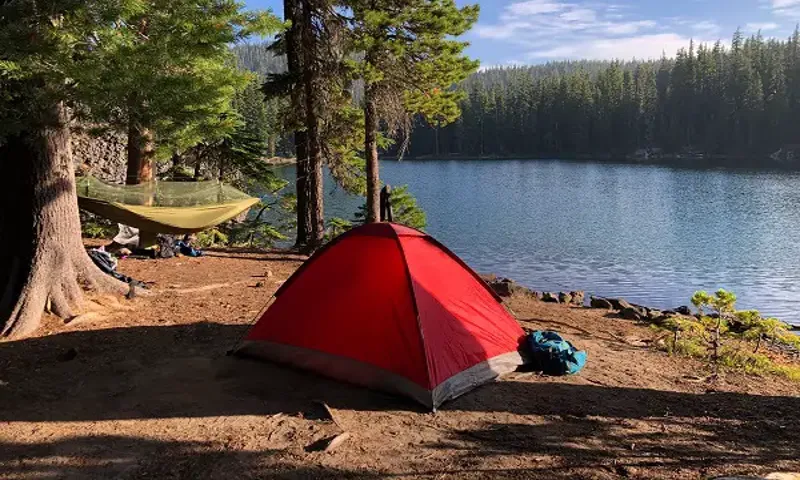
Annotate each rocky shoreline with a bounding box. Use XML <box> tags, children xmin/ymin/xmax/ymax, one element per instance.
<box><xmin>483</xmin><ymin>275</ymin><xmax>690</xmax><ymax>325</ymax></box>
<box><xmin>484</xmin><ymin>275</ymin><xmax>800</xmax><ymax>338</ymax></box>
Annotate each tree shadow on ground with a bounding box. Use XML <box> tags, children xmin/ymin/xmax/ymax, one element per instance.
<box><xmin>436</xmin><ymin>377</ymin><xmax>800</xmax><ymax>477</ymax></box>
<box><xmin>0</xmin><ymin>435</ymin><xmax>380</xmax><ymax>479</ymax></box>
<box><xmin>0</xmin><ymin>323</ymin><xmax>416</xmax><ymax>422</ymax></box>
<box><xmin>2</xmin><ymin>322</ymin><xmax>800</xmax><ymax>421</ymax></box>
<box><xmin>2</xmin><ymin>323</ymin><xmax>799</xmax><ymax>478</ymax></box>
<box><xmin>429</xmin><ymin>415</ymin><xmax>799</xmax><ymax>478</ymax></box>
<box><xmin>0</xmin><ymin>434</ymin><xmax>628</xmax><ymax>479</ymax></box>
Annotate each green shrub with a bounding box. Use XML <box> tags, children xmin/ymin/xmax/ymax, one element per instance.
<box><xmin>354</xmin><ymin>185</ymin><xmax>427</xmax><ymax>230</ymax></box>
<box><xmin>80</xmin><ymin>212</ymin><xmax>116</xmax><ymax>239</ymax></box>
<box><xmin>194</xmin><ymin>228</ymin><xmax>229</xmax><ymax>248</ymax></box>
<box><xmin>653</xmin><ymin>289</ymin><xmax>800</xmax><ymax>381</ymax></box>
<box><xmin>325</xmin><ymin>217</ymin><xmax>354</xmax><ymax>242</ymax></box>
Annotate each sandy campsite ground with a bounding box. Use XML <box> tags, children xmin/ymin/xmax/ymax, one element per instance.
<box><xmin>1</xmin><ymin>246</ymin><xmax>800</xmax><ymax>479</ymax></box>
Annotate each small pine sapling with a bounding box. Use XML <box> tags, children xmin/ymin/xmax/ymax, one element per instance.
<box><xmin>692</xmin><ymin>289</ymin><xmax>737</xmax><ymax>375</ymax></box>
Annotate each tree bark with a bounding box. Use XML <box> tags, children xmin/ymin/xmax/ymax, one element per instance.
<box><xmin>285</xmin><ymin>0</ymin><xmax>312</xmax><ymax>248</ymax></box>
<box><xmin>0</xmin><ymin>102</ymin><xmax>127</xmax><ymax>337</ymax></box>
<box><xmin>364</xmin><ymin>83</ymin><xmax>381</xmax><ymax>223</ymax></box>
<box><xmin>300</xmin><ymin>0</ymin><xmax>325</xmax><ymax>249</ymax></box>
<box><xmin>126</xmin><ymin>119</ymin><xmax>155</xmax><ymax>185</ymax></box>
<box><xmin>294</xmin><ymin>131</ymin><xmax>313</xmax><ymax>248</ymax></box>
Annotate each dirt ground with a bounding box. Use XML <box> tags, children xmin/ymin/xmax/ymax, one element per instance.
<box><xmin>1</xmin><ymin>246</ymin><xmax>799</xmax><ymax>479</ymax></box>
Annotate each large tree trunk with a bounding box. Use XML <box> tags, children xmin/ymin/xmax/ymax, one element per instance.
<box><xmin>364</xmin><ymin>83</ymin><xmax>381</xmax><ymax>223</ymax></box>
<box><xmin>294</xmin><ymin>132</ymin><xmax>312</xmax><ymax>248</ymax></box>
<box><xmin>285</xmin><ymin>0</ymin><xmax>312</xmax><ymax>248</ymax></box>
<box><xmin>126</xmin><ymin>119</ymin><xmax>155</xmax><ymax>185</ymax></box>
<box><xmin>0</xmin><ymin>103</ymin><xmax>127</xmax><ymax>337</ymax></box>
<box><xmin>300</xmin><ymin>0</ymin><xmax>325</xmax><ymax>249</ymax></box>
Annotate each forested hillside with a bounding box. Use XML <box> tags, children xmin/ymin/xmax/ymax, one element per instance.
<box><xmin>412</xmin><ymin>29</ymin><xmax>800</xmax><ymax>159</ymax></box>
<box><xmin>235</xmin><ymin>29</ymin><xmax>800</xmax><ymax>161</ymax></box>
<box><xmin>234</xmin><ymin>43</ymin><xmax>287</xmax><ymax>75</ymax></box>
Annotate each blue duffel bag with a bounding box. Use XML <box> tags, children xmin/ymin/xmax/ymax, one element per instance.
<box><xmin>526</xmin><ymin>331</ymin><xmax>587</xmax><ymax>376</ymax></box>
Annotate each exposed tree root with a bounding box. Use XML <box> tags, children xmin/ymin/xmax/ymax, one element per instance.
<box><xmin>2</xmin><ymin>224</ymin><xmax>128</xmax><ymax>337</ymax></box>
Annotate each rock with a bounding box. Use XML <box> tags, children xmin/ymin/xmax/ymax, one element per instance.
<box><xmin>255</xmin><ymin>281</ymin><xmax>266</xmax><ymax>288</ymax></box>
<box><xmin>306</xmin><ymin>432</ymin><xmax>352</xmax><ymax>452</ymax></box>
<box><xmin>542</xmin><ymin>292</ymin><xmax>560</xmax><ymax>303</ymax></box>
<box><xmin>675</xmin><ymin>306</ymin><xmax>692</xmax><ymax>316</ymax></box>
<box><xmin>488</xmin><ymin>278</ymin><xmax>515</xmax><ymax>297</ymax></box>
<box><xmin>265</xmin><ymin>270</ymin><xmax>274</xmax><ymax>278</ymax></box>
<box><xmin>71</xmin><ymin>126</ymin><xmax>167</xmax><ymax>183</ymax></box>
<box><xmin>646</xmin><ymin>309</ymin><xmax>663</xmax><ymax>321</ymax></box>
<box><xmin>570</xmin><ymin>291</ymin><xmax>586</xmax><ymax>306</ymax></box>
<box><xmin>323</xmin><ymin>432</ymin><xmax>351</xmax><ymax>452</ymax></box>
<box><xmin>590</xmin><ymin>296</ymin><xmax>613</xmax><ymax>309</ymax></box>
<box><xmin>619</xmin><ymin>307</ymin><xmax>645</xmax><ymax>321</ymax></box>
<box><xmin>608</xmin><ymin>298</ymin><xmax>633</xmax><ymax>311</ymax></box>
<box><xmin>528</xmin><ymin>290</ymin><xmax>544</xmax><ymax>301</ymax></box>
<box><xmin>558</xmin><ymin>292</ymin><xmax>573</xmax><ymax>304</ymax></box>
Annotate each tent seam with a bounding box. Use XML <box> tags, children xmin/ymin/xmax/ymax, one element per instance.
<box><xmin>391</xmin><ymin>228</ymin><xmax>434</xmax><ymax>393</ymax></box>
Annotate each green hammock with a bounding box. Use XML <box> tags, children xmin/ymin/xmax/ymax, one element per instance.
<box><xmin>76</xmin><ymin>176</ymin><xmax>260</xmax><ymax>234</ymax></box>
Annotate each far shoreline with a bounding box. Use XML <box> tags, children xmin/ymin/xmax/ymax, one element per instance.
<box><xmin>381</xmin><ymin>153</ymin><xmax>800</xmax><ymax>169</ymax></box>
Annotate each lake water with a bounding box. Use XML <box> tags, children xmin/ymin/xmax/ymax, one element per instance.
<box><xmin>277</xmin><ymin>159</ymin><xmax>800</xmax><ymax>326</ymax></box>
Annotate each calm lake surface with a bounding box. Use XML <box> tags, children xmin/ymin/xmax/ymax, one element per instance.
<box><xmin>277</xmin><ymin>159</ymin><xmax>800</xmax><ymax>325</ymax></box>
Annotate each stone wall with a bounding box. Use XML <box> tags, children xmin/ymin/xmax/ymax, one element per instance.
<box><xmin>71</xmin><ymin>129</ymin><xmax>128</xmax><ymax>183</ymax></box>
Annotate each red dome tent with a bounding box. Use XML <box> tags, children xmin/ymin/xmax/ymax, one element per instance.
<box><xmin>236</xmin><ymin>223</ymin><xmax>525</xmax><ymax>409</ymax></box>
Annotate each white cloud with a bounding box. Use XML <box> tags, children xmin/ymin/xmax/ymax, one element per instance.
<box><xmin>530</xmin><ymin>33</ymin><xmax>715</xmax><ymax>60</ymax></box>
<box><xmin>769</xmin><ymin>0</ymin><xmax>800</xmax><ymax>18</ymax></box>
<box><xmin>605</xmin><ymin>20</ymin><xmax>657</xmax><ymax>35</ymax></box>
<box><xmin>473</xmin><ymin>22</ymin><xmax>532</xmax><ymax>40</ymax></box>
<box><xmin>507</xmin><ymin>0</ymin><xmax>569</xmax><ymax>15</ymax></box>
<box><xmin>561</xmin><ymin>8</ymin><xmax>597</xmax><ymax>22</ymax></box>
<box><xmin>692</xmin><ymin>20</ymin><xmax>721</xmax><ymax>34</ymax></box>
<box><xmin>746</xmin><ymin>22</ymin><xmax>780</xmax><ymax>31</ymax></box>
<box><xmin>472</xmin><ymin>1</ymin><xmax>730</xmax><ymax>62</ymax></box>
<box><xmin>773</xmin><ymin>0</ymin><xmax>800</xmax><ymax>8</ymax></box>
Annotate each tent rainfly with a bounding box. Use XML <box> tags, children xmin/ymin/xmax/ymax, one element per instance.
<box><xmin>236</xmin><ymin>222</ymin><xmax>525</xmax><ymax>410</ymax></box>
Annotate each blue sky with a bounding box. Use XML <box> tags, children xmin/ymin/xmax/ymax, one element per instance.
<box><xmin>244</xmin><ymin>0</ymin><xmax>800</xmax><ymax>66</ymax></box>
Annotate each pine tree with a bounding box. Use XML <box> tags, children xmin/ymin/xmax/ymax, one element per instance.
<box><xmin>71</xmin><ymin>0</ymin><xmax>282</xmax><ymax>184</ymax></box>
<box><xmin>0</xmin><ymin>0</ymin><xmax>279</xmax><ymax>337</ymax></box>
<box><xmin>345</xmin><ymin>0</ymin><xmax>479</xmax><ymax>222</ymax></box>
<box><xmin>0</xmin><ymin>0</ymin><xmax>135</xmax><ymax>336</ymax></box>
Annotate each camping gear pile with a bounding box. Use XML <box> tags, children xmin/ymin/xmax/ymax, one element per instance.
<box><xmin>87</xmin><ymin>247</ymin><xmax>146</xmax><ymax>288</ymax></box>
<box><xmin>235</xmin><ymin>222</ymin><xmax>588</xmax><ymax>410</ymax></box>
<box><xmin>525</xmin><ymin>331</ymin><xmax>587</xmax><ymax>376</ymax></box>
